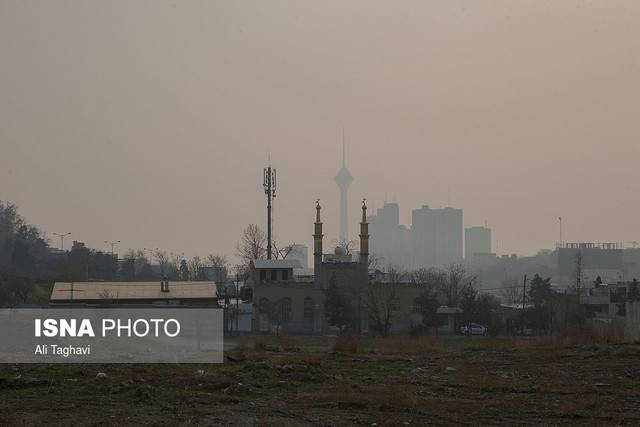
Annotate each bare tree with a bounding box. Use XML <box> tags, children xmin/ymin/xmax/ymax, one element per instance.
<box><xmin>166</xmin><ymin>255</ymin><xmax>181</xmax><ymax>280</ymax></box>
<box><xmin>122</xmin><ymin>249</ymin><xmax>148</xmax><ymax>277</ymax></box>
<box><xmin>236</xmin><ymin>224</ymin><xmax>266</xmax><ymax>265</ymax></box>
<box><xmin>440</xmin><ymin>263</ymin><xmax>478</xmax><ymax>307</ymax></box>
<box><xmin>367</xmin><ymin>253</ymin><xmax>383</xmax><ymax>272</ymax></box>
<box><xmin>361</xmin><ymin>266</ymin><xmax>405</xmax><ymax>337</ymax></box>
<box><xmin>272</xmin><ymin>241</ymin><xmax>294</xmax><ymax>260</ymax></box>
<box><xmin>499</xmin><ymin>276</ymin><xmax>523</xmax><ymax>304</ymax></box>
<box><xmin>410</xmin><ymin>267</ymin><xmax>446</xmax><ymax>290</ymax></box>
<box><xmin>187</xmin><ymin>256</ymin><xmax>204</xmax><ymax>280</ymax></box>
<box><xmin>207</xmin><ymin>254</ymin><xmax>228</xmax><ymax>268</ymax></box>
<box><xmin>333</xmin><ymin>237</ymin><xmax>357</xmax><ymax>255</ymax></box>
<box><xmin>234</xmin><ymin>263</ymin><xmax>250</xmax><ymax>283</ymax></box>
<box><xmin>155</xmin><ymin>250</ymin><xmax>170</xmax><ymax>277</ymax></box>
<box><xmin>205</xmin><ymin>253</ymin><xmax>228</xmax><ymax>282</ymax></box>
<box><xmin>267</xmin><ymin>298</ymin><xmax>291</xmax><ymax>336</ymax></box>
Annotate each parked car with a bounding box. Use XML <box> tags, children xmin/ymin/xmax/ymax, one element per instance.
<box><xmin>460</xmin><ymin>323</ymin><xmax>488</xmax><ymax>336</ymax></box>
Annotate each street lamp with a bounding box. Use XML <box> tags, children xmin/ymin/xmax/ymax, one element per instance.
<box><xmin>53</xmin><ymin>232</ymin><xmax>71</xmax><ymax>251</ymax></box>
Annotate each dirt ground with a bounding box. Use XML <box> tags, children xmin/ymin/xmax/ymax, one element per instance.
<box><xmin>1</xmin><ymin>336</ymin><xmax>639</xmax><ymax>426</ymax></box>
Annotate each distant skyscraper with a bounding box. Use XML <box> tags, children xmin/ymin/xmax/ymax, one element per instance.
<box><xmin>412</xmin><ymin>205</ymin><xmax>463</xmax><ymax>268</ymax></box>
<box><xmin>465</xmin><ymin>226</ymin><xmax>492</xmax><ymax>260</ymax></box>
<box><xmin>368</xmin><ymin>202</ymin><xmax>411</xmax><ymax>269</ymax></box>
<box><xmin>288</xmin><ymin>244</ymin><xmax>309</xmax><ymax>269</ymax></box>
<box><xmin>367</xmin><ymin>202</ymin><xmax>464</xmax><ymax>270</ymax></box>
<box><xmin>334</xmin><ymin>140</ymin><xmax>353</xmax><ymax>242</ymax></box>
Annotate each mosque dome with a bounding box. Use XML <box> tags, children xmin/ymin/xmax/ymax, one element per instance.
<box><xmin>334</xmin><ymin>246</ymin><xmax>347</xmax><ymax>256</ymax></box>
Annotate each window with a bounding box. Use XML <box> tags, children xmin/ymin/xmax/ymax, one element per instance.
<box><xmin>303</xmin><ymin>297</ymin><xmax>313</xmax><ymax>319</ymax></box>
<box><xmin>270</xmin><ymin>270</ymin><xmax>278</xmax><ymax>281</ymax></box>
<box><xmin>280</xmin><ymin>297</ymin><xmax>292</xmax><ymax>322</ymax></box>
<box><xmin>282</xmin><ymin>269</ymin><xmax>289</xmax><ymax>280</ymax></box>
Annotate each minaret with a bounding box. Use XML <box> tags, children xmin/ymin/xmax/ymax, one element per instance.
<box><xmin>313</xmin><ymin>199</ymin><xmax>323</xmax><ymax>288</ymax></box>
<box><xmin>334</xmin><ymin>135</ymin><xmax>353</xmax><ymax>242</ymax></box>
<box><xmin>359</xmin><ymin>199</ymin><xmax>369</xmax><ymax>269</ymax></box>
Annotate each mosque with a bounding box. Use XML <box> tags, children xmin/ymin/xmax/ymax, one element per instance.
<box><xmin>248</xmin><ymin>200</ymin><xmax>369</xmax><ymax>334</ymax></box>
<box><xmin>247</xmin><ymin>200</ymin><xmax>436</xmax><ymax>335</ymax></box>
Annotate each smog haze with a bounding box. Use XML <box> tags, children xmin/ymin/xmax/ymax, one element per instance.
<box><xmin>1</xmin><ymin>1</ymin><xmax>639</xmax><ymax>258</ymax></box>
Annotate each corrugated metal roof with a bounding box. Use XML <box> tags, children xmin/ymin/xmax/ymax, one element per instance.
<box><xmin>252</xmin><ymin>259</ymin><xmax>302</xmax><ymax>269</ymax></box>
<box><xmin>50</xmin><ymin>281</ymin><xmax>217</xmax><ymax>301</ymax></box>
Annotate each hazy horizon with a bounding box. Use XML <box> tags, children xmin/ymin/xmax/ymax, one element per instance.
<box><xmin>2</xmin><ymin>1</ymin><xmax>639</xmax><ymax>260</ymax></box>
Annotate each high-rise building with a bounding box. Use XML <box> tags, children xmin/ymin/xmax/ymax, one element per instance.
<box><xmin>368</xmin><ymin>202</ymin><xmax>411</xmax><ymax>268</ymax></box>
<box><xmin>411</xmin><ymin>206</ymin><xmax>463</xmax><ymax>269</ymax></box>
<box><xmin>465</xmin><ymin>226</ymin><xmax>492</xmax><ymax>260</ymax></box>
<box><xmin>288</xmin><ymin>243</ymin><xmax>309</xmax><ymax>269</ymax></box>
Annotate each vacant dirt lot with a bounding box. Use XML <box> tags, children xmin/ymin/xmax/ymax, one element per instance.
<box><xmin>1</xmin><ymin>336</ymin><xmax>639</xmax><ymax>426</ymax></box>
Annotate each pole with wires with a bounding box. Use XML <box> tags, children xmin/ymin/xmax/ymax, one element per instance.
<box><xmin>522</xmin><ymin>274</ymin><xmax>527</xmax><ymax>310</ymax></box>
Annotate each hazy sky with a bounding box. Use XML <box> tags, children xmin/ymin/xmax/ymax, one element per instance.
<box><xmin>1</xmin><ymin>1</ymin><xmax>639</xmax><ymax>260</ymax></box>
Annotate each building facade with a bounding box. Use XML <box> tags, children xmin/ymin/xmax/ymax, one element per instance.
<box><xmin>250</xmin><ymin>201</ymin><xmax>370</xmax><ymax>334</ymax></box>
<box><xmin>465</xmin><ymin>226</ymin><xmax>492</xmax><ymax>261</ymax></box>
<box><xmin>411</xmin><ymin>205</ymin><xmax>463</xmax><ymax>269</ymax></box>
<box><xmin>368</xmin><ymin>202</ymin><xmax>411</xmax><ymax>269</ymax></box>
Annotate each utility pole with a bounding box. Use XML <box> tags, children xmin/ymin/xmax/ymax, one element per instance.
<box><xmin>575</xmin><ymin>251</ymin><xmax>583</xmax><ymax>295</ymax></box>
<box><xmin>263</xmin><ymin>163</ymin><xmax>276</xmax><ymax>259</ymax></box>
<box><xmin>104</xmin><ymin>240</ymin><xmax>120</xmax><ymax>281</ymax></box>
<box><xmin>53</xmin><ymin>232</ymin><xmax>71</xmax><ymax>251</ymax></box>
<box><xmin>520</xmin><ymin>274</ymin><xmax>527</xmax><ymax>336</ymax></box>
<box><xmin>235</xmin><ymin>273</ymin><xmax>240</xmax><ymax>335</ymax></box>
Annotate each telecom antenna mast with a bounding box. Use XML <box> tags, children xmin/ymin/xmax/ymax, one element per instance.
<box><xmin>263</xmin><ymin>163</ymin><xmax>276</xmax><ymax>259</ymax></box>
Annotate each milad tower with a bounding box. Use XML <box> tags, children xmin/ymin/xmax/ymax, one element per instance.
<box><xmin>334</xmin><ymin>139</ymin><xmax>353</xmax><ymax>243</ymax></box>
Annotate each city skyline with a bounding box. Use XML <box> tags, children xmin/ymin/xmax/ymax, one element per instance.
<box><xmin>2</xmin><ymin>1</ymin><xmax>639</xmax><ymax>259</ymax></box>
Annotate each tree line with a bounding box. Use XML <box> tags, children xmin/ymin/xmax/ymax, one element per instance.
<box><xmin>0</xmin><ymin>202</ymin><xmax>231</xmax><ymax>307</ymax></box>
<box><xmin>321</xmin><ymin>261</ymin><xmax>566</xmax><ymax>338</ymax></box>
